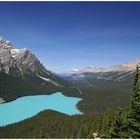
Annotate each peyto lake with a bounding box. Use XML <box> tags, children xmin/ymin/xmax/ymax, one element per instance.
<box><xmin>0</xmin><ymin>92</ymin><xmax>82</xmax><ymax>126</ymax></box>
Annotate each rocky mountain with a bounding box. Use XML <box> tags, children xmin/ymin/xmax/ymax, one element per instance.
<box><xmin>0</xmin><ymin>36</ymin><xmax>65</xmax><ymax>87</ymax></box>
<box><xmin>70</xmin><ymin>62</ymin><xmax>137</xmax><ymax>74</ymax></box>
<box><xmin>61</xmin><ymin>58</ymin><xmax>139</xmax><ymax>83</ymax></box>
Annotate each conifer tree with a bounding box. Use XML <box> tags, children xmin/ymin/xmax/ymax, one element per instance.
<box><xmin>106</xmin><ymin>65</ymin><xmax>140</xmax><ymax>138</ymax></box>
<box><xmin>131</xmin><ymin>65</ymin><xmax>140</xmax><ymax>116</ymax></box>
<box><xmin>127</xmin><ymin>64</ymin><xmax>140</xmax><ymax>138</ymax></box>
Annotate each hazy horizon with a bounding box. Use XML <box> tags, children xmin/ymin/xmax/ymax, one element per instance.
<box><xmin>0</xmin><ymin>2</ymin><xmax>140</xmax><ymax>72</ymax></box>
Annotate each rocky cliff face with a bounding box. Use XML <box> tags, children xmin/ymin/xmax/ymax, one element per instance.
<box><xmin>0</xmin><ymin>36</ymin><xmax>52</xmax><ymax>79</ymax></box>
<box><xmin>0</xmin><ymin>36</ymin><xmax>14</xmax><ymax>74</ymax></box>
<box><xmin>0</xmin><ymin>36</ymin><xmax>64</xmax><ymax>87</ymax></box>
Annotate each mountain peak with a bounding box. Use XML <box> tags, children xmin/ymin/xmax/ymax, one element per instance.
<box><xmin>0</xmin><ymin>36</ymin><xmax>47</xmax><ymax>78</ymax></box>
<box><xmin>0</xmin><ymin>36</ymin><xmax>5</xmax><ymax>42</ymax></box>
<box><xmin>0</xmin><ymin>36</ymin><xmax>14</xmax><ymax>50</ymax></box>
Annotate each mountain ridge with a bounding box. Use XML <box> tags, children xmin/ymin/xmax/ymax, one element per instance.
<box><xmin>59</xmin><ymin>57</ymin><xmax>140</xmax><ymax>83</ymax></box>
<box><xmin>62</xmin><ymin>58</ymin><xmax>140</xmax><ymax>75</ymax></box>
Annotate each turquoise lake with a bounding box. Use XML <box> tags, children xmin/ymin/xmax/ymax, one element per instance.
<box><xmin>0</xmin><ymin>92</ymin><xmax>82</xmax><ymax>126</ymax></box>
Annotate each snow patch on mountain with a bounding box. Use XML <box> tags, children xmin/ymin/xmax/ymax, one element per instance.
<box><xmin>72</xmin><ymin>68</ymin><xmax>79</xmax><ymax>72</ymax></box>
<box><xmin>37</xmin><ymin>75</ymin><xmax>64</xmax><ymax>87</ymax></box>
<box><xmin>116</xmin><ymin>71</ymin><xmax>134</xmax><ymax>81</ymax></box>
<box><xmin>10</xmin><ymin>48</ymin><xmax>27</xmax><ymax>58</ymax></box>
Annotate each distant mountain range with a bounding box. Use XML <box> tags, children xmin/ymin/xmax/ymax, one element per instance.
<box><xmin>60</xmin><ymin>58</ymin><xmax>139</xmax><ymax>83</ymax></box>
<box><xmin>71</xmin><ymin>58</ymin><xmax>139</xmax><ymax>73</ymax></box>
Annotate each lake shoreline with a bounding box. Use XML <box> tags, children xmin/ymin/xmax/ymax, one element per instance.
<box><xmin>0</xmin><ymin>92</ymin><xmax>82</xmax><ymax>126</ymax></box>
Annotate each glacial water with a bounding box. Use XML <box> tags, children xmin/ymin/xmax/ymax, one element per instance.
<box><xmin>0</xmin><ymin>92</ymin><xmax>82</xmax><ymax>126</ymax></box>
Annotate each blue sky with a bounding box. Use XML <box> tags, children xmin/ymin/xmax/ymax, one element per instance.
<box><xmin>0</xmin><ymin>2</ymin><xmax>140</xmax><ymax>72</ymax></box>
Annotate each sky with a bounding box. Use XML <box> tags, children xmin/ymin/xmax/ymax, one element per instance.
<box><xmin>0</xmin><ymin>2</ymin><xmax>140</xmax><ymax>73</ymax></box>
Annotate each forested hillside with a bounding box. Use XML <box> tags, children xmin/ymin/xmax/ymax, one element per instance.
<box><xmin>63</xmin><ymin>79</ymin><xmax>132</xmax><ymax>113</ymax></box>
<box><xmin>0</xmin><ymin>71</ymin><xmax>63</xmax><ymax>102</ymax></box>
<box><xmin>0</xmin><ymin>109</ymin><xmax>115</xmax><ymax>138</ymax></box>
<box><xmin>101</xmin><ymin>65</ymin><xmax>140</xmax><ymax>138</ymax></box>
<box><xmin>0</xmin><ymin>65</ymin><xmax>139</xmax><ymax>138</ymax></box>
